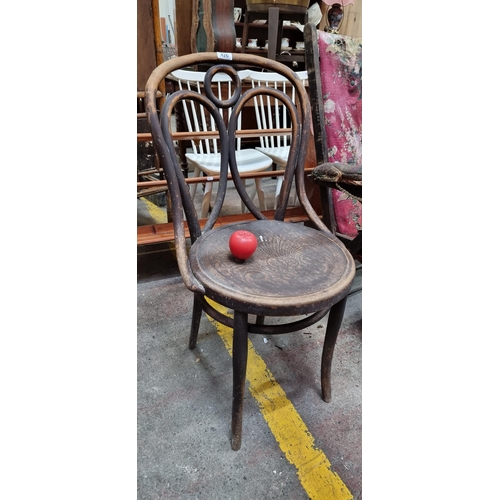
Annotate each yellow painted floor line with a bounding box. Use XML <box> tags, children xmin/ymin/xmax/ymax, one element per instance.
<box><xmin>206</xmin><ymin>299</ymin><xmax>353</xmax><ymax>500</ymax></box>
<box><xmin>142</xmin><ymin>197</ymin><xmax>167</xmax><ymax>224</ymax></box>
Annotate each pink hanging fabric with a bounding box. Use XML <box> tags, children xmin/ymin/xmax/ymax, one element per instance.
<box><xmin>317</xmin><ymin>29</ymin><xmax>362</xmax><ymax>236</ymax></box>
<box><xmin>318</xmin><ymin>30</ymin><xmax>361</xmax><ymax>166</ymax></box>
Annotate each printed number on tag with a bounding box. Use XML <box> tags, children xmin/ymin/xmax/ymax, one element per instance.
<box><xmin>217</xmin><ymin>52</ymin><xmax>233</xmax><ymax>61</ymax></box>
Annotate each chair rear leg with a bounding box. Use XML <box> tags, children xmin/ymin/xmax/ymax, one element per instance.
<box><xmin>255</xmin><ymin>178</ymin><xmax>267</xmax><ymax>212</ymax></box>
<box><xmin>274</xmin><ymin>177</ymin><xmax>297</xmax><ymax>209</ymax></box>
<box><xmin>231</xmin><ymin>310</ymin><xmax>249</xmax><ymax>451</ymax></box>
<box><xmin>241</xmin><ymin>179</ymin><xmax>253</xmax><ymax>213</ymax></box>
<box><xmin>189</xmin><ymin>165</ymin><xmax>201</xmax><ymax>200</ymax></box>
<box><xmin>290</xmin><ymin>180</ymin><xmax>298</xmax><ymax>207</ymax></box>
<box><xmin>241</xmin><ymin>179</ymin><xmax>255</xmax><ymax>214</ymax></box>
<box><xmin>201</xmin><ymin>182</ymin><xmax>213</xmax><ymax>218</ymax></box>
<box><xmin>189</xmin><ymin>294</ymin><xmax>203</xmax><ymax>350</ymax></box>
<box><xmin>274</xmin><ymin>177</ymin><xmax>283</xmax><ymax>209</ymax></box>
<box><xmin>241</xmin><ymin>179</ymin><xmax>266</xmax><ymax>213</ymax></box>
<box><xmin>321</xmin><ymin>296</ymin><xmax>348</xmax><ymax>402</ymax></box>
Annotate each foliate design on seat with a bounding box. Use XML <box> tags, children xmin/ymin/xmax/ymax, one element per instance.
<box><xmin>318</xmin><ymin>31</ymin><xmax>362</xmax><ymax>168</ymax></box>
<box><xmin>189</xmin><ymin>220</ymin><xmax>353</xmax><ymax>314</ymax></box>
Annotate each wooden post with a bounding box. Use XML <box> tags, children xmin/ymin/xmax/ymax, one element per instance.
<box><xmin>177</xmin><ymin>0</ymin><xmax>235</xmax><ymax>56</ymax></box>
<box><xmin>151</xmin><ymin>0</ymin><xmax>166</xmax><ymax>109</ymax></box>
<box><xmin>137</xmin><ymin>0</ymin><xmax>158</xmax><ymax>91</ymax></box>
<box><xmin>176</xmin><ymin>0</ymin><xmax>194</xmax><ymax>57</ymax></box>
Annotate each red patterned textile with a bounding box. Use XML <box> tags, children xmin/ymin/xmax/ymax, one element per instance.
<box><xmin>318</xmin><ymin>30</ymin><xmax>362</xmax><ymax>166</ymax></box>
<box><xmin>318</xmin><ymin>30</ymin><xmax>362</xmax><ymax>236</ymax></box>
<box><xmin>332</xmin><ymin>189</ymin><xmax>362</xmax><ymax>237</ymax></box>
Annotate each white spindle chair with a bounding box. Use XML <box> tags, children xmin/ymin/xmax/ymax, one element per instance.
<box><xmin>246</xmin><ymin>70</ymin><xmax>308</xmax><ymax>208</ymax></box>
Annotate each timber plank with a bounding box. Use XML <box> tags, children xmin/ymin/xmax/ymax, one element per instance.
<box><xmin>137</xmin><ymin>207</ymin><xmax>310</xmax><ymax>245</ymax></box>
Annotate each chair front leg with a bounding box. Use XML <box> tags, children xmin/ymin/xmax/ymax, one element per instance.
<box><xmin>321</xmin><ymin>296</ymin><xmax>348</xmax><ymax>403</ymax></box>
<box><xmin>189</xmin><ymin>165</ymin><xmax>201</xmax><ymax>200</ymax></box>
<box><xmin>274</xmin><ymin>176</ymin><xmax>283</xmax><ymax>209</ymax></box>
<box><xmin>201</xmin><ymin>182</ymin><xmax>213</xmax><ymax>218</ymax></box>
<box><xmin>189</xmin><ymin>294</ymin><xmax>203</xmax><ymax>350</ymax></box>
<box><xmin>231</xmin><ymin>310</ymin><xmax>249</xmax><ymax>451</ymax></box>
<box><xmin>255</xmin><ymin>178</ymin><xmax>267</xmax><ymax>212</ymax></box>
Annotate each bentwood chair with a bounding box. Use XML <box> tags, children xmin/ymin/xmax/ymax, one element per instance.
<box><xmin>145</xmin><ymin>52</ymin><xmax>355</xmax><ymax>451</ymax></box>
<box><xmin>168</xmin><ymin>69</ymin><xmax>273</xmax><ymax>218</ymax></box>
<box><xmin>245</xmin><ymin>70</ymin><xmax>309</xmax><ymax>208</ymax></box>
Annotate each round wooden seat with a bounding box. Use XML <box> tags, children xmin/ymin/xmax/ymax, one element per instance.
<box><xmin>189</xmin><ymin>220</ymin><xmax>355</xmax><ymax>316</ymax></box>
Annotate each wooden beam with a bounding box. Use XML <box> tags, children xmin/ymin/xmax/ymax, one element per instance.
<box><xmin>137</xmin><ymin>167</ymin><xmax>315</xmax><ymax>188</ymax></box>
<box><xmin>137</xmin><ymin>206</ymin><xmax>311</xmax><ymax>245</ymax></box>
<box><xmin>137</xmin><ymin>186</ymin><xmax>169</xmax><ymax>198</ymax></box>
<box><xmin>137</xmin><ymin>91</ymin><xmax>163</xmax><ymax>99</ymax></box>
<box><xmin>137</xmin><ymin>128</ymin><xmax>293</xmax><ymax>142</ymax></box>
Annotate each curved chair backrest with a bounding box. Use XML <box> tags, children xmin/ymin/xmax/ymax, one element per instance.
<box><xmin>145</xmin><ymin>53</ymin><xmax>328</xmax><ymax>293</ymax></box>
<box><xmin>169</xmin><ymin>69</ymin><xmax>253</xmax><ymax>153</ymax></box>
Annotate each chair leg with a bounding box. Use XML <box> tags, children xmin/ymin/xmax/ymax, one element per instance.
<box><xmin>255</xmin><ymin>178</ymin><xmax>266</xmax><ymax>211</ymax></box>
<box><xmin>274</xmin><ymin>177</ymin><xmax>283</xmax><ymax>209</ymax></box>
<box><xmin>274</xmin><ymin>177</ymin><xmax>297</xmax><ymax>209</ymax></box>
<box><xmin>189</xmin><ymin>294</ymin><xmax>203</xmax><ymax>350</ymax></box>
<box><xmin>290</xmin><ymin>181</ymin><xmax>298</xmax><ymax>207</ymax></box>
<box><xmin>189</xmin><ymin>166</ymin><xmax>201</xmax><ymax>200</ymax></box>
<box><xmin>321</xmin><ymin>296</ymin><xmax>348</xmax><ymax>403</ymax></box>
<box><xmin>201</xmin><ymin>182</ymin><xmax>213</xmax><ymax>218</ymax></box>
<box><xmin>240</xmin><ymin>179</ymin><xmax>250</xmax><ymax>213</ymax></box>
<box><xmin>241</xmin><ymin>179</ymin><xmax>266</xmax><ymax>213</ymax></box>
<box><xmin>231</xmin><ymin>310</ymin><xmax>249</xmax><ymax>451</ymax></box>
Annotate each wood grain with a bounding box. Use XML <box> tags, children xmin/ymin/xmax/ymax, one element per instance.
<box><xmin>189</xmin><ymin>220</ymin><xmax>354</xmax><ymax>315</ymax></box>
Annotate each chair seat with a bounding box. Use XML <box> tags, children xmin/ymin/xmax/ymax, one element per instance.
<box><xmin>185</xmin><ymin>149</ymin><xmax>272</xmax><ymax>176</ymax></box>
<box><xmin>189</xmin><ymin>219</ymin><xmax>355</xmax><ymax>316</ymax></box>
<box><xmin>255</xmin><ymin>146</ymin><xmax>290</xmax><ymax>167</ymax></box>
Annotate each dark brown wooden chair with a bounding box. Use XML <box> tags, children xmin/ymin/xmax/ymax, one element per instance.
<box><xmin>145</xmin><ymin>52</ymin><xmax>356</xmax><ymax>451</ymax></box>
<box><xmin>304</xmin><ymin>22</ymin><xmax>362</xmax><ymax>260</ymax></box>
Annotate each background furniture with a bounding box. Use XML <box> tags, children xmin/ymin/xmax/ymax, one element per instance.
<box><xmin>304</xmin><ymin>21</ymin><xmax>362</xmax><ymax>259</ymax></box>
<box><xmin>145</xmin><ymin>52</ymin><xmax>355</xmax><ymax>450</ymax></box>
<box><xmin>240</xmin><ymin>5</ymin><xmax>307</xmax><ymax>65</ymax></box>
<box><xmin>245</xmin><ymin>70</ymin><xmax>309</xmax><ymax>207</ymax></box>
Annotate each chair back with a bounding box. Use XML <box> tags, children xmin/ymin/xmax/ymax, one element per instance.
<box><xmin>169</xmin><ymin>69</ymin><xmax>252</xmax><ymax>153</ymax></box>
<box><xmin>246</xmin><ymin>70</ymin><xmax>308</xmax><ymax>151</ymax></box>
<box><xmin>145</xmin><ymin>53</ymin><xmax>326</xmax><ymax>292</ymax></box>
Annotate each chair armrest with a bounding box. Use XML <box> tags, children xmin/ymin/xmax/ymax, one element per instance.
<box><xmin>308</xmin><ymin>162</ymin><xmax>362</xmax><ymax>187</ymax></box>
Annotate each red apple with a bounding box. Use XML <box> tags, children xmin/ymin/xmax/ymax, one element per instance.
<box><xmin>229</xmin><ymin>230</ymin><xmax>258</xmax><ymax>262</ymax></box>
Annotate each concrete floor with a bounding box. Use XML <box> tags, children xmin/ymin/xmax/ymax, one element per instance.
<box><xmin>137</xmin><ymin>177</ymin><xmax>362</xmax><ymax>499</ymax></box>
